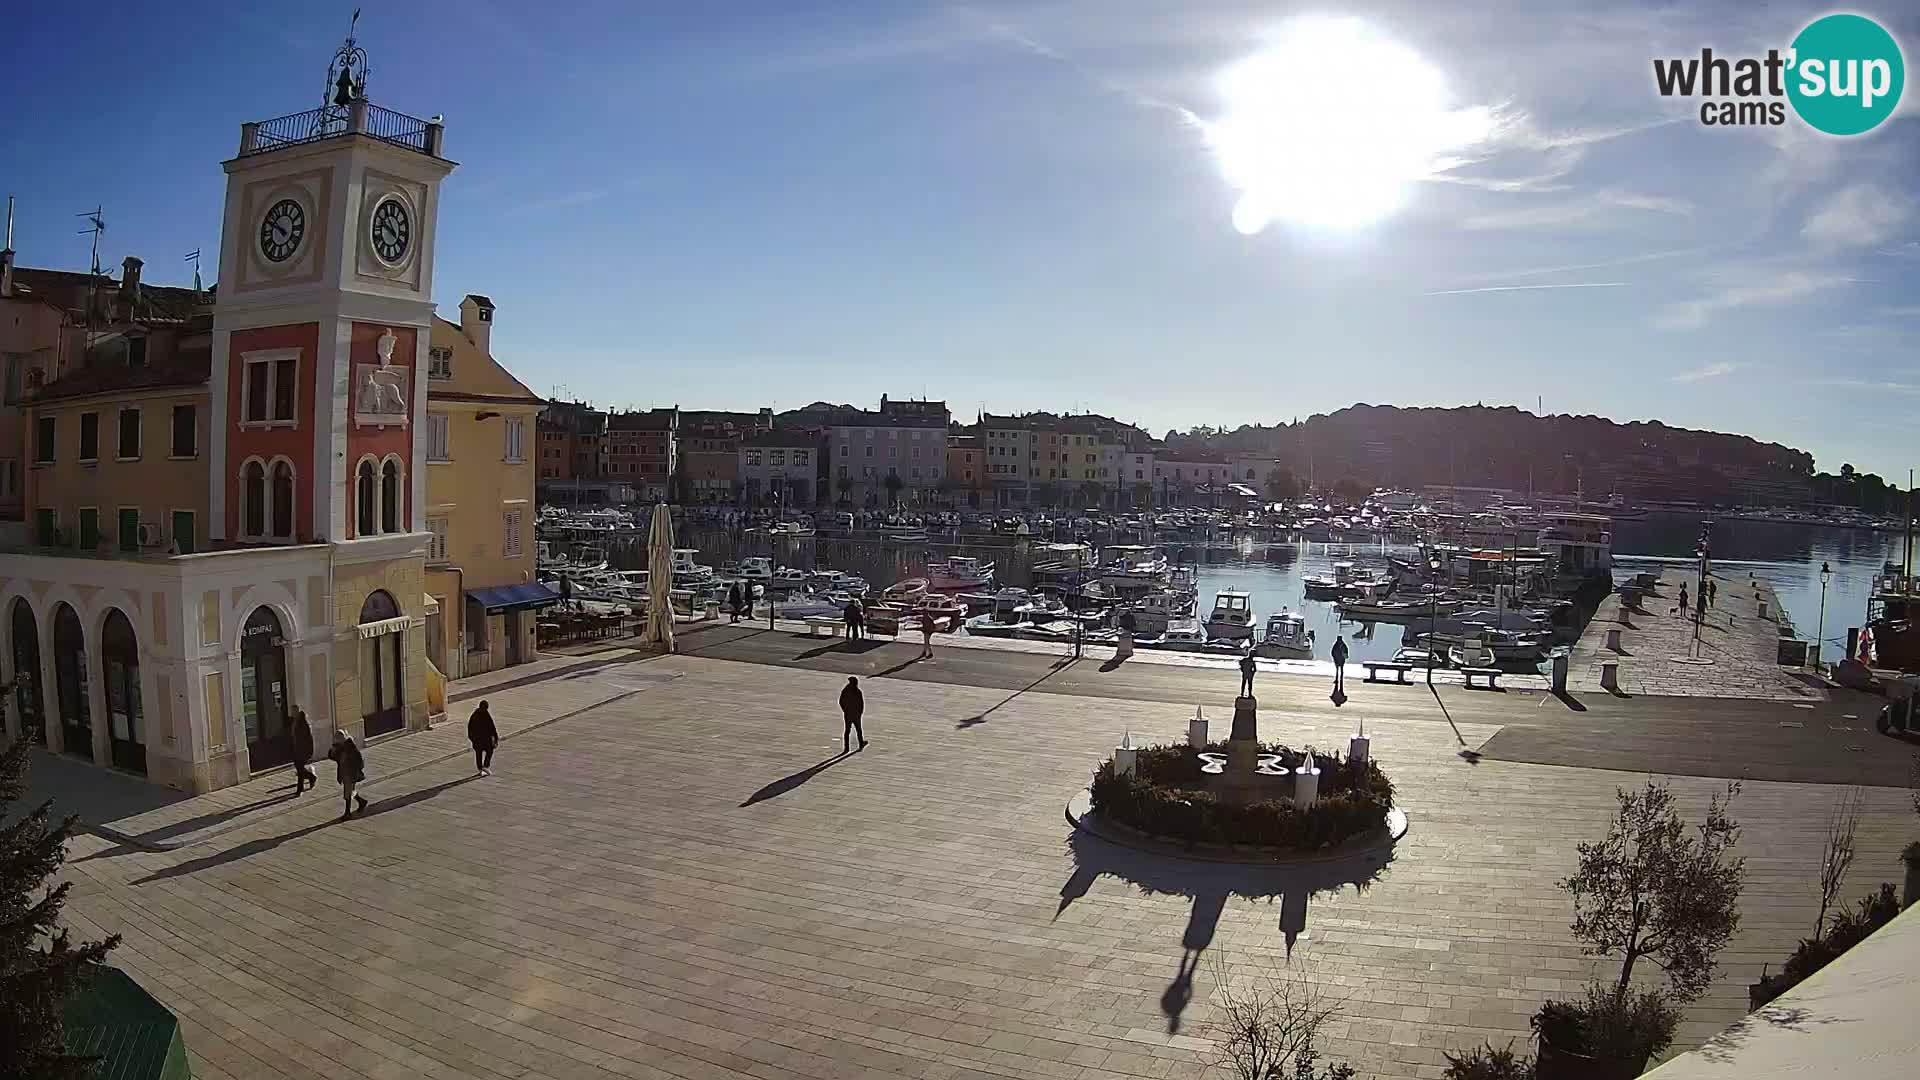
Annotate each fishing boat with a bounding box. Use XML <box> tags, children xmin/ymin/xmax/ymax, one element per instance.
<box><xmin>1204</xmin><ymin>589</ymin><xmax>1258</xmax><ymax>640</ymax></box>
<box><xmin>1121</xmin><ymin>590</ymin><xmax>1194</xmax><ymax>635</ymax></box>
<box><xmin>882</xmin><ymin>577</ymin><xmax>929</xmax><ymax>603</ymax></box>
<box><xmin>669</xmin><ymin>549</ymin><xmax>716</xmax><ymax>584</ymax></box>
<box><xmin>1338</xmin><ymin>596</ymin><xmax>1462</xmax><ymax>622</ymax></box>
<box><xmin>770</xmin><ymin>567</ymin><xmax>809</xmax><ymax>588</ymax></box>
<box><xmin>911</xmin><ymin>594</ymin><xmax>968</xmax><ymax>629</ymax></box>
<box><xmin>769</xmin><ymin>520</ymin><xmax>816</xmax><ymax>537</ymax></box>
<box><xmin>926</xmin><ymin>555</ymin><xmax>995</xmax><ymax>590</ymax></box>
<box><xmin>1140</xmin><ymin>619</ymin><xmax>1244</xmax><ymax>655</ymax></box>
<box><xmin>1098</xmin><ymin>545</ymin><xmax>1170</xmax><ymax>588</ymax></box>
<box><xmin>1447</xmin><ymin>633</ymin><xmax>1497</xmax><ymax>669</ymax></box>
<box><xmin>964</xmin><ymin>589</ymin><xmax>1034</xmax><ymax>637</ymax></box>
<box><xmin>1253</xmin><ymin>611</ymin><xmax>1314</xmax><ymax>659</ymax></box>
<box><xmin>736</xmin><ymin>557</ymin><xmax>773</xmax><ymax>582</ymax></box>
<box><xmin>879</xmin><ymin>523</ymin><xmax>929</xmax><ymax>544</ymax></box>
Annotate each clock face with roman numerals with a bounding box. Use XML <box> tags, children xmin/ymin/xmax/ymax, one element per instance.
<box><xmin>369</xmin><ymin>196</ymin><xmax>411</xmax><ymax>265</ymax></box>
<box><xmin>259</xmin><ymin>199</ymin><xmax>305</xmax><ymax>263</ymax></box>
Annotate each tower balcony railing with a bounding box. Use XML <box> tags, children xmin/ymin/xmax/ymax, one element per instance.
<box><xmin>240</xmin><ymin>100</ymin><xmax>443</xmax><ymax>158</ymax></box>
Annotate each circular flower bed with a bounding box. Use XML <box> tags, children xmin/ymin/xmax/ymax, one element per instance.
<box><xmin>1090</xmin><ymin>742</ymin><xmax>1395</xmax><ymax>852</ymax></box>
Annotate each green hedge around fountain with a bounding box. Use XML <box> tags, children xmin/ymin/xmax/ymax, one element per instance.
<box><xmin>1089</xmin><ymin>743</ymin><xmax>1395</xmax><ymax>851</ymax></box>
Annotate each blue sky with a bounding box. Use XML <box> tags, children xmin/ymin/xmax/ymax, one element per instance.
<box><xmin>3</xmin><ymin>1</ymin><xmax>1917</xmax><ymax>478</ymax></box>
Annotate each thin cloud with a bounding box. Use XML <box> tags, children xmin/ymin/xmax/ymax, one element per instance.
<box><xmin>1654</xmin><ymin>271</ymin><xmax>1853</xmax><ymax>331</ymax></box>
<box><xmin>1880</xmin><ymin>305</ymin><xmax>1920</xmax><ymax>317</ymax></box>
<box><xmin>527</xmin><ymin>188</ymin><xmax>614</xmax><ymax>212</ymax></box>
<box><xmin>1461</xmin><ymin>189</ymin><xmax>1691</xmax><ymax>231</ymax></box>
<box><xmin>1447</xmin><ymin>246</ymin><xmax>1712</xmax><ymax>285</ymax></box>
<box><xmin>1424</xmin><ymin>282</ymin><xmax>1626</xmax><ymax>296</ymax></box>
<box><xmin>1670</xmin><ymin>361</ymin><xmax>1743</xmax><ymax>383</ymax></box>
<box><xmin>1803</xmin><ymin>184</ymin><xmax>1913</xmax><ymax>249</ymax></box>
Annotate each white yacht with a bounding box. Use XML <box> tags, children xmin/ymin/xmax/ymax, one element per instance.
<box><xmin>668</xmin><ymin>548</ymin><xmax>716</xmax><ymax>584</ymax></box>
<box><xmin>736</xmin><ymin>557</ymin><xmax>773</xmax><ymax>581</ymax></box>
<box><xmin>1204</xmin><ymin>589</ymin><xmax>1257</xmax><ymax>640</ymax></box>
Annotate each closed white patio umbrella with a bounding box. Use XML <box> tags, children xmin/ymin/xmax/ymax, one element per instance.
<box><xmin>642</xmin><ymin>502</ymin><xmax>675</xmax><ymax>652</ymax></box>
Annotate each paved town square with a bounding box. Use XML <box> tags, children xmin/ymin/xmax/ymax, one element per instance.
<box><xmin>48</xmin><ymin>645</ymin><xmax>1918</xmax><ymax>1080</ymax></box>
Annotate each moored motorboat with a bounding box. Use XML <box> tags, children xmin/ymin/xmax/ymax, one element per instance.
<box><xmin>927</xmin><ymin>555</ymin><xmax>995</xmax><ymax>590</ymax></box>
<box><xmin>1204</xmin><ymin>589</ymin><xmax>1257</xmax><ymax>640</ymax></box>
<box><xmin>1253</xmin><ymin>610</ymin><xmax>1314</xmax><ymax>659</ymax></box>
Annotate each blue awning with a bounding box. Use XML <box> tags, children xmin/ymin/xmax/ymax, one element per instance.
<box><xmin>467</xmin><ymin>583</ymin><xmax>562</xmax><ymax>612</ymax></box>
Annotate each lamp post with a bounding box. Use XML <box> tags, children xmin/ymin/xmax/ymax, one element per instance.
<box><xmin>1426</xmin><ymin>554</ymin><xmax>1443</xmax><ymax>686</ymax></box>
<box><xmin>1815</xmin><ymin>560</ymin><xmax>1832</xmax><ymax>667</ymax></box>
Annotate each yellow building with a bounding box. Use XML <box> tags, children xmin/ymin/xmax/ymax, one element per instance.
<box><xmin>423</xmin><ymin>295</ymin><xmax>553</xmax><ymax>679</ymax></box>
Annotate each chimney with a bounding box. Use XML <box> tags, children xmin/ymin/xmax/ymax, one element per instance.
<box><xmin>120</xmin><ymin>256</ymin><xmax>143</xmax><ymax>315</ymax></box>
<box><xmin>459</xmin><ymin>294</ymin><xmax>495</xmax><ymax>355</ymax></box>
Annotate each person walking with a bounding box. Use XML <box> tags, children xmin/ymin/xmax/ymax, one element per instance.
<box><xmin>1677</xmin><ymin>583</ymin><xmax>1689</xmax><ymax>616</ymax></box>
<box><xmin>1330</xmin><ymin>635</ymin><xmax>1350</xmax><ymax>692</ymax></box>
<box><xmin>1239</xmin><ymin>650</ymin><xmax>1257</xmax><ymax>697</ymax></box>
<box><xmin>326</xmin><ymin>731</ymin><xmax>368</xmax><ymax>821</ymax></box>
<box><xmin>918</xmin><ymin>611</ymin><xmax>935</xmax><ymax>659</ymax></box>
<box><xmin>850</xmin><ymin>597</ymin><xmax>866</xmax><ymax>640</ymax></box>
<box><xmin>468</xmin><ymin>700</ymin><xmax>498</xmax><ymax>776</ymax></box>
<box><xmin>289</xmin><ymin>707</ymin><xmax>317</xmax><ymax>795</ymax></box>
<box><xmin>840</xmin><ymin>676</ymin><xmax>867</xmax><ymax>752</ymax></box>
<box><xmin>1706</xmin><ymin>579</ymin><xmax>1717</xmax><ymax>607</ymax></box>
<box><xmin>843</xmin><ymin>597</ymin><xmax>858</xmax><ymax>639</ymax></box>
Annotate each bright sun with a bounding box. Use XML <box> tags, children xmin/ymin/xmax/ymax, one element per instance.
<box><xmin>1207</xmin><ymin>17</ymin><xmax>1498</xmax><ymax>234</ymax></box>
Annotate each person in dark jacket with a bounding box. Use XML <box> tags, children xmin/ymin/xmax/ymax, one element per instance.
<box><xmin>468</xmin><ymin>700</ymin><xmax>499</xmax><ymax>776</ymax></box>
<box><xmin>1330</xmin><ymin>635</ymin><xmax>1350</xmax><ymax>691</ymax></box>
<box><xmin>840</xmin><ymin>676</ymin><xmax>867</xmax><ymax>752</ymax></box>
<box><xmin>326</xmin><ymin>731</ymin><xmax>368</xmax><ymax>820</ymax></box>
<box><xmin>1239</xmin><ymin>651</ymin><xmax>1257</xmax><ymax>697</ymax></box>
<box><xmin>290</xmin><ymin>708</ymin><xmax>317</xmax><ymax>794</ymax></box>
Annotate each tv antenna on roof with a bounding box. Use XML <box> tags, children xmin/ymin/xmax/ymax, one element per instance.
<box><xmin>76</xmin><ymin>207</ymin><xmax>105</xmax><ymax>349</ymax></box>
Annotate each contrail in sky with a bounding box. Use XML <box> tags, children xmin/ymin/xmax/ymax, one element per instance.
<box><xmin>1423</xmin><ymin>282</ymin><xmax>1627</xmax><ymax>296</ymax></box>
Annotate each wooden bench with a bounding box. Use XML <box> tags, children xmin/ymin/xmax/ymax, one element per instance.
<box><xmin>803</xmin><ymin>616</ymin><xmax>846</xmax><ymax>638</ymax></box>
<box><xmin>1461</xmin><ymin>667</ymin><xmax>1503</xmax><ymax>690</ymax></box>
<box><xmin>1362</xmin><ymin>661</ymin><xmax>1414</xmax><ymax>684</ymax></box>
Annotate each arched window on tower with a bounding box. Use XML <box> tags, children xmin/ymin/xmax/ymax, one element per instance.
<box><xmin>271</xmin><ymin>461</ymin><xmax>294</xmax><ymax>539</ymax></box>
<box><xmin>242</xmin><ymin>460</ymin><xmax>266</xmax><ymax>538</ymax></box>
<box><xmin>381</xmin><ymin>459</ymin><xmax>401</xmax><ymax>534</ymax></box>
<box><xmin>357</xmin><ymin>459</ymin><xmax>377</xmax><ymax>536</ymax></box>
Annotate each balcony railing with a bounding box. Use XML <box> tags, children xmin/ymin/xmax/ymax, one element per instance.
<box><xmin>241</xmin><ymin>102</ymin><xmax>441</xmax><ymax>157</ymax></box>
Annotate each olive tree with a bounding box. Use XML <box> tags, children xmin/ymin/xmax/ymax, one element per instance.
<box><xmin>1562</xmin><ymin>780</ymin><xmax>1744</xmax><ymax>1003</ymax></box>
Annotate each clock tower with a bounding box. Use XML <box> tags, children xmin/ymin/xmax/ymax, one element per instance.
<box><xmin>210</xmin><ymin>24</ymin><xmax>452</xmax><ymax>546</ymax></box>
<box><xmin>209</xmin><ymin>22</ymin><xmax>454</xmax><ymax>743</ymax></box>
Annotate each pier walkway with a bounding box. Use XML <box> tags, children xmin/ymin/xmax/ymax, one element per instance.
<box><xmin>1567</xmin><ymin>567</ymin><xmax>1822</xmax><ymax>701</ymax></box>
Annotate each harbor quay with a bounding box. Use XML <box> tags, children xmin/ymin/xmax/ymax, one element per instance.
<box><xmin>44</xmin><ymin>621</ymin><xmax>1915</xmax><ymax>1080</ymax></box>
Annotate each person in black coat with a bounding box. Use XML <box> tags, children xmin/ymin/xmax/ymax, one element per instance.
<box><xmin>289</xmin><ymin>708</ymin><xmax>317</xmax><ymax>794</ymax></box>
<box><xmin>1239</xmin><ymin>651</ymin><xmax>1257</xmax><ymax>697</ymax></box>
<box><xmin>468</xmin><ymin>700</ymin><xmax>499</xmax><ymax>776</ymax></box>
<box><xmin>326</xmin><ymin>731</ymin><xmax>368</xmax><ymax>820</ymax></box>
<box><xmin>1330</xmin><ymin>635</ymin><xmax>1350</xmax><ymax>691</ymax></box>
<box><xmin>840</xmin><ymin>676</ymin><xmax>867</xmax><ymax>752</ymax></box>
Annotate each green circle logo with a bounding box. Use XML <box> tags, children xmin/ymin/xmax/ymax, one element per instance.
<box><xmin>1787</xmin><ymin>13</ymin><xmax>1905</xmax><ymax>135</ymax></box>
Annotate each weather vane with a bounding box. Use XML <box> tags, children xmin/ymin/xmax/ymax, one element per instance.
<box><xmin>323</xmin><ymin>8</ymin><xmax>370</xmax><ymax>110</ymax></box>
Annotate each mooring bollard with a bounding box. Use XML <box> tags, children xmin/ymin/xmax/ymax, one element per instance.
<box><xmin>1114</xmin><ymin>732</ymin><xmax>1137</xmax><ymax>777</ymax></box>
<box><xmin>1600</xmin><ymin>661</ymin><xmax>1619</xmax><ymax>691</ymax></box>
<box><xmin>1551</xmin><ymin>652</ymin><xmax>1569</xmax><ymax>693</ymax></box>
<box><xmin>1605</xmin><ymin>627</ymin><xmax>1623</xmax><ymax>651</ymax></box>
<box><xmin>1758</xmin><ymin>600</ymin><xmax>1770</xmax><ymax>620</ymax></box>
<box><xmin>1188</xmin><ymin>705</ymin><xmax>1207</xmax><ymax>748</ymax></box>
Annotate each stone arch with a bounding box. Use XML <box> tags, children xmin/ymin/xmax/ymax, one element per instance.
<box><xmin>99</xmin><ymin>607</ymin><xmax>147</xmax><ymax>774</ymax></box>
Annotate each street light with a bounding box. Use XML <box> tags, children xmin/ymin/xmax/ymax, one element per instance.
<box><xmin>1815</xmin><ymin>560</ymin><xmax>1832</xmax><ymax>667</ymax></box>
<box><xmin>1426</xmin><ymin>554</ymin><xmax>1443</xmax><ymax>686</ymax></box>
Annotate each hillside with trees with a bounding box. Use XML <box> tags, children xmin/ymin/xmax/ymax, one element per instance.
<box><xmin>1172</xmin><ymin>404</ymin><xmax>1853</xmax><ymax>506</ymax></box>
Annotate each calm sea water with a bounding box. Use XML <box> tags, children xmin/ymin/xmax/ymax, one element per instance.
<box><xmin>609</xmin><ymin>511</ymin><xmax>1913</xmax><ymax>664</ymax></box>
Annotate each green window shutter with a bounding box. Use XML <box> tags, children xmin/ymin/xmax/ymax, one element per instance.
<box><xmin>78</xmin><ymin>509</ymin><xmax>99</xmax><ymax>550</ymax></box>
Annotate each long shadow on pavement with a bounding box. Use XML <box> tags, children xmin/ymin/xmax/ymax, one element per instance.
<box><xmin>130</xmin><ymin>776</ymin><xmax>479</xmax><ymax>884</ymax></box>
<box><xmin>1058</xmin><ymin>828</ymin><xmax>1390</xmax><ymax>1034</ymax></box>
<box><xmin>740</xmin><ymin>751</ymin><xmax>855</xmax><ymax>806</ymax></box>
<box><xmin>957</xmin><ymin>657</ymin><xmax>1078</xmax><ymax>728</ymax></box>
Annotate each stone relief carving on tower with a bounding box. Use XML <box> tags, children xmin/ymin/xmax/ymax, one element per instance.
<box><xmin>353</xmin><ymin>326</ymin><xmax>409</xmax><ymax>426</ymax></box>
